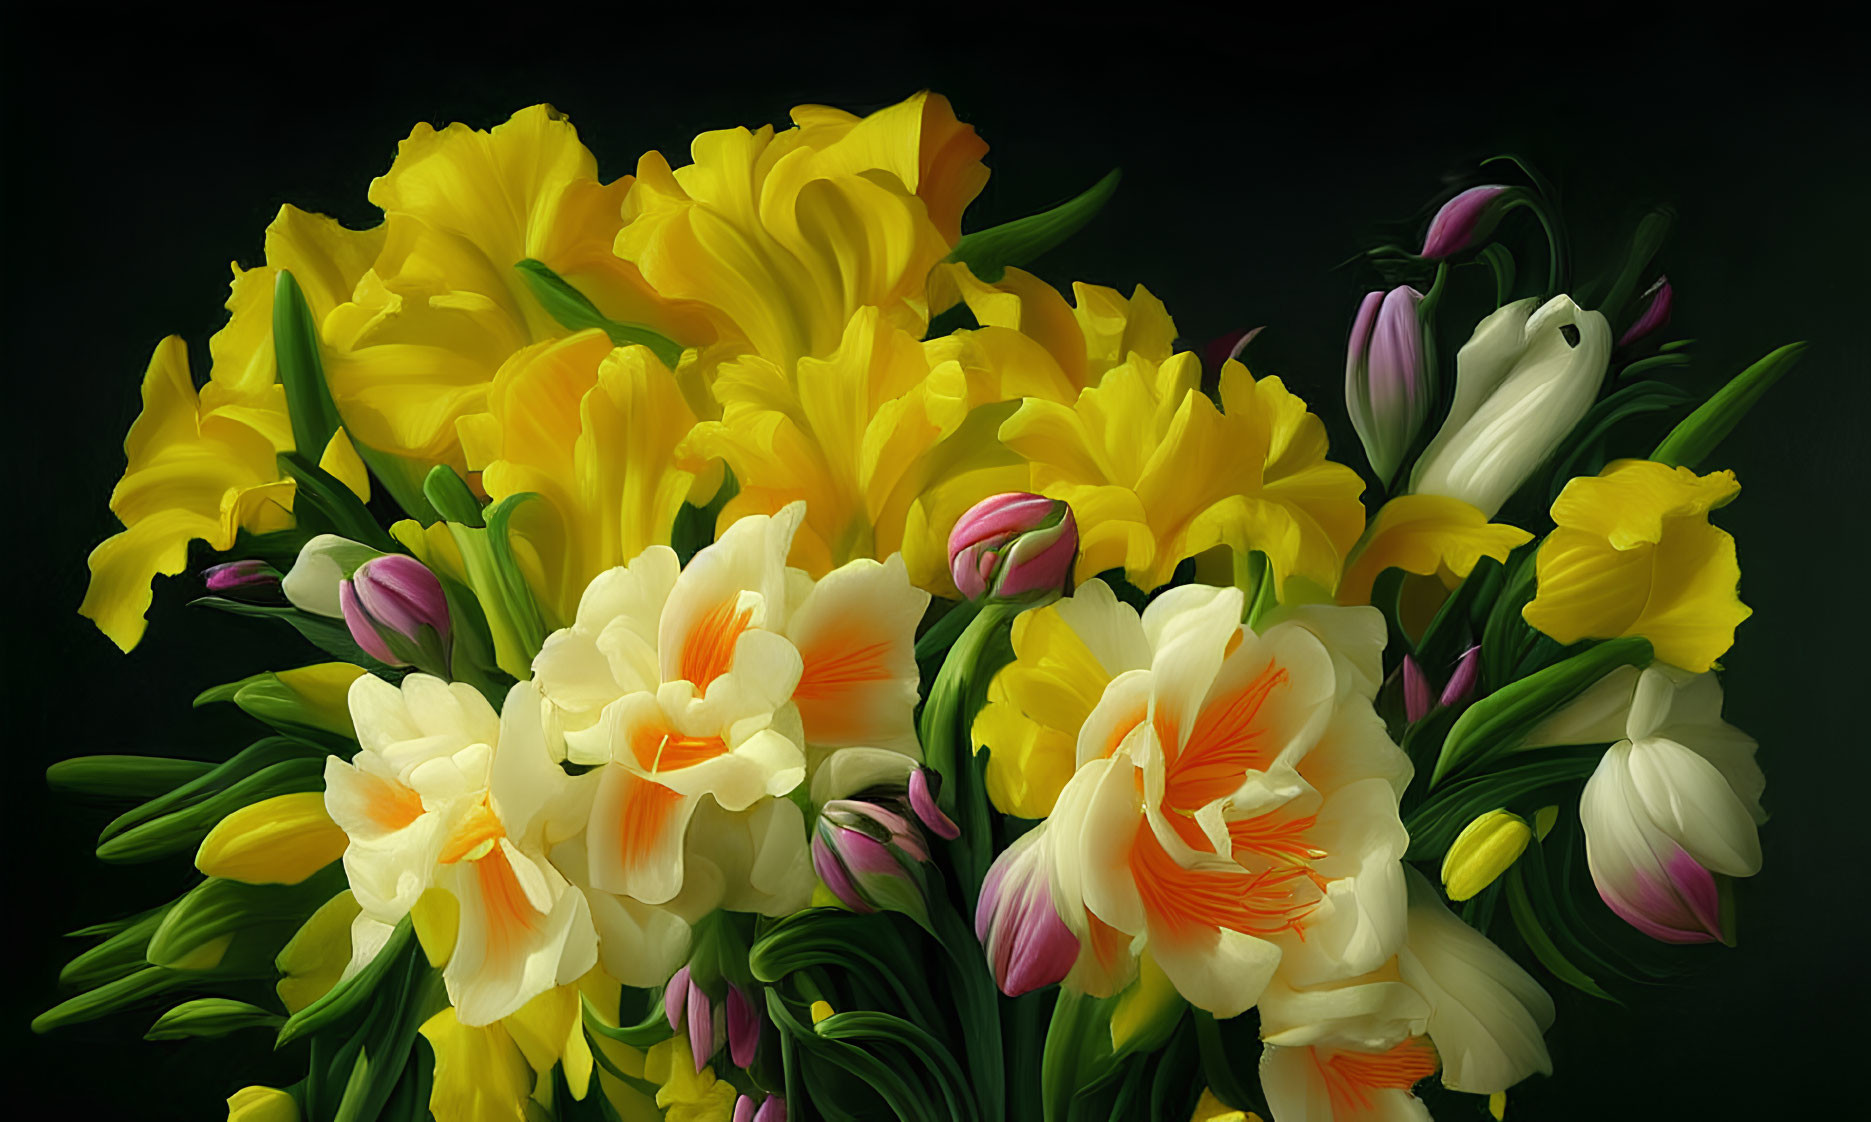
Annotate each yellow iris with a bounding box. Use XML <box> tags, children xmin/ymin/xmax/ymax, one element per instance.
<box><xmin>1521</xmin><ymin>459</ymin><xmax>1750</xmax><ymax>673</ymax></box>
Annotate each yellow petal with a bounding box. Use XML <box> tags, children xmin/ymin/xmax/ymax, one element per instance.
<box><xmin>1110</xmin><ymin>952</ymin><xmax>1181</xmax><ymax>1054</ymax></box>
<box><xmin>272</xmin><ymin>662</ymin><xmax>369</xmax><ymax>737</ymax></box>
<box><xmin>227</xmin><ymin>1086</ymin><xmax>299</xmax><ymax>1122</ymax></box>
<box><xmin>196</xmin><ymin>792</ymin><xmax>348</xmax><ymax>885</ymax></box>
<box><xmin>420</xmin><ymin>1007</ymin><xmax>535</xmax><ymax>1122</ymax></box>
<box><xmin>412</xmin><ymin>886</ymin><xmax>462</xmax><ymax>968</ymax></box>
<box><xmin>1339</xmin><ymin>494</ymin><xmax>1534</xmax><ymax>605</ymax></box>
<box><xmin>1189</xmin><ymin>1088</ymin><xmax>1258</xmax><ymax>1122</ymax></box>
<box><xmin>1441</xmin><ymin>810</ymin><xmax>1533</xmax><ymax>901</ymax></box>
<box><xmin>318</xmin><ymin>429</ymin><xmax>371</xmax><ymax>502</ymax></box>
<box><xmin>276</xmin><ymin>891</ymin><xmax>361</xmax><ymax>1013</ymax></box>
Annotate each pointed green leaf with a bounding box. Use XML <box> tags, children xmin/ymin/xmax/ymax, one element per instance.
<box><xmin>421</xmin><ymin>465</ymin><xmax>486</xmax><ymax>528</ymax></box>
<box><xmin>275</xmin><ymin>270</ymin><xmax>345</xmax><ymax>458</ymax></box>
<box><xmin>145</xmin><ymin>997</ymin><xmax>284</xmax><ymax>1040</ymax></box>
<box><xmin>1651</xmin><ymin>341</ymin><xmax>1807</xmax><ymax>469</ymax></box>
<box><xmin>947</xmin><ymin>169</ymin><xmax>1121</xmax><ymax>284</ymax></box>
<box><xmin>514</xmin><ymin>258</ymin><xmax>684</xmax><ymax>368</ymax></box>
<box><xmin>47</xmin><ymin>756</ymin><xmax>214</xmax><ymax>800</ymax></box>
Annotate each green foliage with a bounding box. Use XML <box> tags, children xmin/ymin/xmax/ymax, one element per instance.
<box><xmin>1652</xmin><ymin>341</ymin><xmax>1808</xmax><ymax>469</ymax></box>
<box><xmin>95</xmin><ymin>737</ymin><xmax>328</xmax><ymax>863</ymax></box>
<box><xmin>514</xmin><ymin>258</ymin><xmax>685</xmax><ymax>368</ymax></box>
<box><xmin>946</xmin><ymin>170</ymin><xmax>1121</xmax><ymax>284</ymax></box>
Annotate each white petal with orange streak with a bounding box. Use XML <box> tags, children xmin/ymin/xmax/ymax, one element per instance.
<box><xmin>1141</xmin><ymin>587</ymin><xmax>1243</xmax><ymax>761</ymax></box>
<box><xmin>784</xmin><ymin>552</ymin><xmax>929</xmax><ymax>754</ymax></box>
<box><xmin>1063</xmin><ymin>752</ymin><xmax>1148</xmax><ymax>938</ymax></box>
<box><xmin>657</xmin><ymin>504</ymin><xmax>804</xmax><ymax>685</ymax></box>
<box><xmin>1149</xmin><ymin>923</ymin><xmax>1283</xmax><ymax>1019</ymax></box>
<box><xmin>586</xmin><ymin>763</ymin><xmax>701</xmax><ymax>906</ymax></box>
<box><xmin>1074</xmin><ymin>668</ymin><xmax>1153</xmax><ymax>769</ymax></box>
<box><xmin>556</xmin><ymin>837</ymin><xmax>692</xmax><ymax>987</ymax></box>
<box><xmin>1260</xmin><ymin>1043</ymin><xmax>1433</xmax><ymax>1122</ymax></box>
<box><xmin>325</xmin><ymin>755</ymin><xmax>445</xmax><ymax>919</ymax></box>
<box><xmin>444</xmin><ymin>838</ymin><xmax>598</xmax><ymax>1026</ymax></box>
<box><xmin>1276</xmin><ymin>777</ymin><xmax>1411</xmax><ymax>987</ymax></box>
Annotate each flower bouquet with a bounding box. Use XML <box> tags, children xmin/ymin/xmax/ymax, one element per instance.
<box><xmin>37</xmin><ymin>92</ymin><xmax>1799</xmax><ymax>1122</ymax></box>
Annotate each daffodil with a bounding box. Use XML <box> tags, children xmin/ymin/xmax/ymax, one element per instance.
<box><xmin>615</xmin><ymin>91</ymin><xmax>988</xmax><ymax>372</ymax></box>
<box><xmin>421</xmin><ymin>977</ymin><xmax>613</xmax><ymax>1122</ymax></box>
<box><xmin>973</xmin><ymin>579</ymin><xmax>1411</xmax><ymax>1017</ymax></box>
<box><xmin>641</xmin><ymin>1035</ymin><xmax>738</xmax><ymax>1122</ymax></box>
<box><xmin>1337</xmin><ymin>494</ymin><xmax>1532</xmax><ymax>607</ymax></box>
<box><xmin>458</xmin><ymin>333</ymin><xmax>704</xmax><ymax>625</ymax></box>
<box><xmin>325</xmin><ymin>674</ymin><xmax>597</xmax><ymax>1025</ymax></box>
<box><xmin>1521</xmin><ymin>459</ymin><xmax>1749</xmax><ymax>672</ymax></box>
<box><xmin>525</xmin><ymin>503</ymin><xmax>928</xmax><ymax>976</ymax></box>
<box><xmin>80</xmin><ymin>207</ymin><xmax>376</xmax><ymax>652</ymax></box>
<box><xmin>1001</xmin><ymin>357</ymin><xmax>1367</xmax><ymax>597</ymax></box>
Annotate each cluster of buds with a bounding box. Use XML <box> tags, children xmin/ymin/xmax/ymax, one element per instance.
<box><xmin>281</xmin><ymin>535</ymin><xmax>453</xmax><ymax>677</ymax></box>
<box><xmin>1401</xmin><ymin>647</ymin><xmax>1482</xmax><ymax>725</ymax></box>
<box><xmin>664</xmin><ymin>965</ymin><xmax>762</xmax><ymax>1073</ymax></box>
<box><xmin>947</xmin><ymin>493</ymin><xmax>1078</xmax><ymax>602</ymax></box>
<box><xmin>812</xmin><ymin>770</ymin><xmax>959</xmax><ymax>922</ymax></box>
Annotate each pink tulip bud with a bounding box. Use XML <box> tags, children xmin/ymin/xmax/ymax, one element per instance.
<box><xmin>1401</xmin><ymin>655</ymin><xmax>1434</xmax><ymax>724</ymax></box>
<box><xmin>687</xmin><ymin>977</ymin><xmax>715</xmax><ymax>1071</ymax></box>
<box><xmin>753</xmin><ymin>1096</ymin><xmax>787</xmax><ymax>1122</ymax></box>
<box><xmin>947</xmin><ymin>493</ymin><xmax>1078</xmax><ymax>601</ymax></box>
<box><xmin>734</xmin><ymin>1096</ymin><xmax>757</xmax><ymax>1122</ymax></box>
<box><xmin>202</xmin><ymin>559</ymin><xmax>281</xmax><ymax>595</ymax></box>
<box><xmin>339</xmin><ymin>554</ymin><xmax>451</xmax><ymax>674</ymax></box>
<box><xmin>1346</xmin><ymin>286</ymin><xmax>1429</xmax><ymax>484</ymax></box>
<box><xmin>1618</xmin><ymin>276</ymin><xmax>1674</xmax><ymax>346</ymax></box>
<box><xmin>1421</xmin><ymin>184</ymin><xmax>1515</xmax><ymax>259</ymax></box>
<box><xmin>726</xmin><ymin>984</ymin><xmax>760</xmax><ymax>1068</ymax></box>
<box><xmin>664</xmin><ymin>965</ymin><xmax>691</xmax><ymax>1032</ymax></box>
<box><xmin>908</xmin><ymin>769</ymin><xmax>960</xmax><ymax>840</ymax></box>
<box><xmin>813</xmin><ymin>799</ymin><xmax>932</xmax><ymax>924</ymax></box>
<box><xmin>1438</xmin><ymin>646</ymin><xmax>1482</xmax><ymax>709</ymax></box>
<box><xmin>976</xmin><ymin>831</ymin><xmax>1079</xmax><ymax>996</ymax></box>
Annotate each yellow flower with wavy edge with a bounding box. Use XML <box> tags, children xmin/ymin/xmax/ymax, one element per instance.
<box><xmin>419</xmin><ymin>974</ymin><xmax>612</xmax><ymax>1122</ymax></box>
<box><xmin>1002</xmin><ymin>354</ymin><xmax>1367</xmax><ymax>596</ymax></box>
<box><xmin>80</xmin><ymin>203</ymin><xmax>377</xmax><ymax>651</ymax></box>
<box><xmin>1190</xmin><ymin>1088</ymin><xmax>1262</xmax><ymax>1122</ymax></box>
<box><xmin>457</xmin><ymin>332</ymin><xmax>701</xmax><ymax>625</ymax></box>
<box><xmin>1522</xmin><ymin>459</ymin><xmax>1749</xmax><ymax>673</ymax></box>
<box><xmin>615</xmin><ymin>91</ymin><xmax>988</xmax><ymax>371</ymax></box>
<box><xmin>321</xmin><ymin>105</ymin><xmax>709</xmax><ymax>468</ymax></box>
<box><xmin>642</xmin><ymin>1036</ymin><xmax>738</xmax><ymax>1122</ymax></box>
<box><xmin>1337</xmin><ymin>494</ymin><xmax>1533</xmax><ymax>605</ymax></box>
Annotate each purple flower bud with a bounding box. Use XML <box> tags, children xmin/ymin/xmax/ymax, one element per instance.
<box><xmin>202</xmin><ymin>559</ymin><xmax>281</xmax><ymax>596</ymax></box>
<box><xmin>340</xmin><ymin>554</ymin><xmax>451</xmax><ymax>674</ymax></box>
<box><xmin>1618</xmin><ymin>275</ymin><xmax>1674</xmax><ymax>347</ymax></box>
<box><xmin>976</xmin><ymin>831</ymin><xmax>1079</xmax><ymax>996</ymax></box>
<box><xmin>665</xmin><ymin>965</ymin><xmax>691</xmax><ymax>1032</ymax></box>
<box><xmin>813</xmin><ymin>799</ymin><xmax>932</xmax><ymax>923</ymax></box>
<box><xmin>687</xmin><ymin>978</ymin><xmax>714</xmax><ymax>1071</ymax></box>
<box><xmin>947</xmin><ymin>493</ymin><xmax>1078</xmax><ymax>602</ymax></box>
<box><xmin>1438</xmin><ymin>646</ymin><xmax>1482</xmax><ymax>710</ymax></box>
<box><xmin>726</xmin><ymin>984</ymin><xmax>760</xmax><ymax>1068</ymax></box>
<box><xmin>1401</xmin><ymin>655</ymin><xmax>1434</xmax><ymax>725</ymax></box>
<box><xmin>734</xmin><ymin>1097</ymin><xmax>757</xmax><ymax>1122</ymax></box>
<box><xmin>1203</xmin><ymin>325</ymin><xmax>1265</xmax><ymax>374</ymax></box>
<box><xmin>753</xmin><ymin>1095</ymin><xmax>787</xmax><ymax>1122</ymax></box>
<box><xmin>1421</xmin><ymin>185</ymin><xmax>1512</xmax><ymax>259</ymax></box>
<box><xmin>908</xmin><ymin>769</ymin><xmax>960</xmax><ymax>840</ymax></box>
<box><xmin>1345</xmin><ymin>286</ymin><xmax>1428</xmax><ymax>485</ymax></box>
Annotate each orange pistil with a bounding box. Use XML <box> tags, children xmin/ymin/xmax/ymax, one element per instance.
<box><xmin>680</xmin><ymin>598</ymin><xmax>753</xmax><ymax>690</ymax></box>
<box><xmin>1317</xmin><ymin>1037</ymin><xmax>1439</xmax><ymax>1114</ymax></box>
<box><xmin>439</xmin><ymin>797</ymin><xmax>505</xmax><ymax>864</ymax></box>
<box><xmin>629</xmin><ymin>724</ymin><xmax>729</xmax><ymax>773</ymax></box>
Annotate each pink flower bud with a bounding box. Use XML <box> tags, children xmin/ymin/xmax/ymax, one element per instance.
<box><xmin>202</xmin><ymin>559</ymin><xmax>281</xmax><ymax>595</ymax></box>
<box><xmin>664</xmin><ymin>965</ymin><xmax>691</xmax><ymax>1032</ymax></box>
<box><xmin>948</xmin><ymin>493</ymin><xmax>1078</xmax><ymax>601</ymax></box>
<box><xmin>734</xmin><ymin>1096</ymin><xmax>757</xmax><ymax>1122</ymax></box>
<box><xmin>340</xmin><ymin>554</ymin><xmax>451</xmax><ymax>674</ymax></box>
<box><xmin>687</xmin><ymin>977</ymin><xmax>715</xmax><ymax>1071</ymax></box>
<box><xmin>976</xmin><ymin>830</ymin><xmax>1079</xmax><ymax>996</ymax></box>
<box><xmin>813</xmin><ymin>799</ymin><xmax>932</xmax><ymax>924</ymax></box>
<box><xmin>726</xmin><ymin>984</ymin><xmax>760</xmax><ymax>1068</ymax></box>
<box><xmin>753</xmin><ymin>1096</ymin><xmax>787</xmax><ymax>1122</ymax></box>
<box><xmin>1401</xmin><ymin>655</ymin><xmax>1434</xmax><ymax>725</ymax></box>
<box><xmin>1618</xmin><ymin>276</ymin><xmax>1674</xmax><ymax>346</ymax></box>
<box><xmin>908</xmin><ymin>769</ymin><xmax>960</xmax><ymax>840</ymax></box>
<box><xmin>1438</xmin><ymin>646</ymin><xmax>1481</xmax><ymax>709</ymax></box>
<box><xmin>1346</xmin><ymin>286</ymin><xmax>1429</xmax><ymax>484</ymax></box>
<box><xmin>1420</xmin><ymin>185</ymin><xmax>1512</xmax><ymax>259</ymax></box>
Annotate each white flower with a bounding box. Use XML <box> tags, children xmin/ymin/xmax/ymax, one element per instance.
<box><xmin>1410</xmin><ymin>295</ymin><xmax>1611</xmax><ymax>518</ymax></box>
<box><xmin>324</xmin><ymin>674</ymin><xmax>596</xmax><ymax>1025</ymax></box>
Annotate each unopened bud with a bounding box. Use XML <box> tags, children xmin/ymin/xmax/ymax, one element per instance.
<box><xmin>1420</xmin><ymin>185</ymin><xmax>1517</xmax><ymax>259</ymax></box>
<box><xmin>1346</xmin><ymin>286</ymin><xmax>1430</xmax><ymax>485</ymax></box>
<box><xmin>1618</xmin><ymin>276</ymin><xmax>1674</xmax><ymax>347</ymax></box>
<box><xmin>812</xmin><ymin>800</ymin><xmax>931</xmax><ymax>924</ymax></box>
<box><xmin>202</xmin><ymin>559</ymin><xmax>281</xmax><ymax>596</ymax></box>
<box><xmin>1441</xmin><ymin>809</ymin><xmax>1532</xmax><ymax>901</ymax></box>
<box><xmin>340</xmin><ymin>555</ymin><xmax>452</xmax><ymax>675</ymax></box>
<box><xmin>948</xmin><ymin>493</ymin><xmax>1078</xmax><ymax>601</ymax></box>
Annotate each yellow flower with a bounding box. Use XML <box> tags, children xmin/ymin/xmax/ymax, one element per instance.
<box><xmin>419</xmin><ymin>975</ymin><xmax>610</xmax><ymax>1122</ymax></box>
<box><xmin>1338</xmin><ymin>493</ymin><xmax>1533</xmax><ymax>606</ymax></box>
<box><xmin>1001</xmin><ymin>355</ymin><xmax>1367</xmax><ymax>596</ymax></box>
<box><xmin>1522</xmin><ymin>460</ymin><xmax>1749</xmax><ymax>673</ymax></box>
<box><xmin>1190</xmin><ymin>1088</ymin><xmax>1262</xmax><ymax>1122</ymax></box>
<box><xmin>616</xmin><ymin>91</ymin><xmax>988</xmax><ymax>371</ymax></box>
<box><xmin>457</xmin><ymin>332</ymin><xmax>702</xmax><ymax>625</ymax></box>
<box><xmin>227</xmin><ymin>1086</ymin><xmax>299</xmax><ymax>1122</ymax></box>
<box><xmin>79</xmin><ymin>208</ymin><xmax>376</xmax><ymax>652</ymax></box>
<box><xmin>642</xmin><ymin>1036</ymin><xmax>738</xmax><ymax>1122</ymax></box>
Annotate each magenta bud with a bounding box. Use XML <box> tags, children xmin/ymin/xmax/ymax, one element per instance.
<box><xmin>813</xmin><ymin>801</ymin><xmax>930</xmax><ymax>925</ymax></box>
<box><xmin>1438</xmin><ymin>646</ymin><xmax>1481</xmax><ymax>709</ymax></box>
<box><xmin>1346</xmin><ymin>286</ymin><xmax>1429</xmax><ymax>484</ymax></box>
<box><xmin>340</xmin><ymin>554</ymin><xmax>452</xmax><ymax>674</ymax></box>
<box><xmin>734</xmin><ymin>1097</ymin><xmax>756</xmax><ymax>1122</ymax></box>
<box><xmin>1420</xmin><ymin>184</ymin><xmax>1513</xmax><ymax>259</ymax></box>
<box><xmin>664</xmin><ymin>965</ymin><xmax>691</xmax><ymax>1032</ymax></box>
<box><xmin>976</xmin><ymin>832</ymin><xmax>1079</xmax><ymax>996</ymax></box>
<box><xmin>1401</xmin><ymin>655</ymin><xmax>1434</xmax><ymax>725</ymax></box>
<box><xmin>908</xmin><ymin>769</ymin><xmax>960</xmax><ymax>840</ymax></box>
<box><xmin>1618</xmin><ymin>276</ymin><xmax>1674</xmax><ymax>346</ymax></box>
<box><xmin>753</xmin><ymin>1095</ymin><xmax>787</xmax><ymax>1122</ymax></box>
<box><xmin>947</xmin><ymin>493</ymin><xmax>1078</xmax><ymax>602</ymax></box>
<box><xmin>687</xmin><ymin>979</ymin><xmax>714</xmax><ymax>1071</ymax></box>
<box><xmin>202</xmin><ymin>559</ymin><xmax>281</xmax><ymax>595</ymax></box>
<box><xmin>727</xmin><ymin>984</ymin><xmax>760</xmax><ymax>1068</ymax></box>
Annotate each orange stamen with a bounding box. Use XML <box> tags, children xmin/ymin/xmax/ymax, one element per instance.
<box><xmin>680</xmin><ymin>598</ymin><xmax>753</xmax><ymax>690</ymax></box>
<box><xmin>1227</xmin><ymin>813</ymin><xmax>1323</xmax><ymax>865</ymax></box>
<box><xmin>619</xmin><ymin>778</ymin><xmax>683</xmax><ymax>873</ymax></box>
<box><xmin>439</xmin><ymin>797</ymin><xmax>506</xmax><ymax>864</ymax></box>
<box><xmin>1317</xmin><ymin>1037</ymin><xmax>1439</xmax><ymax>1114</ymax></box>
<box><xmin>1165</xmin><ymin>662</ymin><xmax>1289</xmax><ymax>810</ymax></box>
<box><xmin>1128</xmin><ymin>819</ymin><xmax>1314</xmax><ymax>939</ymax></box>
<box><xmin>629</xmin><ymin>724</ymin><xmax>729</xmax><ymax>773</ymax></box>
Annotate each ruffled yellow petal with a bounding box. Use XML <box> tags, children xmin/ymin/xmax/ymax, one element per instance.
<box><xmin>1338</xmin><ymin>494</ymin><xmax>1534</xmax><ymax>605</ymax></box>
<box><xmin>972</xmin><ymin>601</ymin><xmax>1119</xmax><ymax>817</ymax></box>
<box><xmin>642</xmin><ymin>1037</ymin><xmax>738</xmax><ymax>1122</ymax></box>
<box><xmin>1523</xmin><ymin>460</ymin><xmax>1750</xmax><ymax>672</ymax></box>
<box><xmin>419</xmin><ymin>1008</ymin><xmax>536</xmax><ymax>1122</ymax></box>
<box><xmin>195</xmin><ymin>792</ymin><xmax>348</xmax><ymax>885</ymax></box>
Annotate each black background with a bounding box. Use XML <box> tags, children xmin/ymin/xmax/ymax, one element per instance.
<box><xmin>5</xmin><ymin>8</ymin><xmax>1867</xmax><ymax>1118</ymax></box>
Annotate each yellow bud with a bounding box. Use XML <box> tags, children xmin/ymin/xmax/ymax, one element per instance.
<box><xmin>1441</xmin><ymin>809</ymin><xmax>1532</xmax><ymax>901</ymax></box>
<box><xmin>1489</xmin><ymin>1090</ymin><xmax>1508</xmax><ymax>1120</ymax></box>
<box><xmin>196</xmin><ymin>792</ymin><xmax>349</xmax><ymax>886</ymax></box>
<box><xmin>1189</xmin><ymin>1087</ymin><xmax>1263</xmax><ymax>1122</ymax></box>
<box><xmin>810</xmin><ymin>1000</ymin><xmax>834</xmax><ymax>1025</ymax></box>
<box><xmin>227</xmin><ymin>1085</ymin><xmax>299</xmax><ymax>1122</ymax></box>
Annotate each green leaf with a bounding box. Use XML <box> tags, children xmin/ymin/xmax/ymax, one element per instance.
<box><xmin>1404</xmin><ymin>749</ymin><xmax>1600</xmax><ymax>860</ymax></box>
<box><xmin>514</xmin><ymin>259</ymin><xmax>684</xmax><ymax>368</ymax></box>
<box><xmin>440</xmin><ymin>492</ymin><xmax>551</xmax><ymax>679</ymax></box>
<box><xmin>1652</xmin><ymin>341</ymin><xmax>1808</xmax><ymax>469</ymax></box>
<box><xmin>1431</xmin><ymin>637</ymin><xmax>1652</xmax><ymax>786</ymax></box>
<box><xmin>275</xmin><ymin>271</ymin><xmax>345</xmax><ymax>458</ymax></box>
<box><xmin>919</xmin><ymin>599</ymin><xmax>1025</xmax><ymax>897</ymax></box>
<box><xmin>277</xmin><ymin>451</ymin><xmax>391</xmax><ymax>549</ymax></box>
<box><xmin>1506</xmin><ymin>860</ymin><xmax>1618</xmax><ymax>1002</ymax></box>
<box><xmin>765</xmin><ymin>988</ymin><xmax>941</xmax><ymax>1122</ymax></box>
<box><xmin>33</xmin><ymin>966</ymin><xmax>185</xmax><ymax>1033</ymax></box>
<box><xmin>946</xmin><ymin>169</ymin><xmax>1121</xmax><ymax>284</ymax></box>
<box><xmin>145</xmin><ymin>997</ymin><xmax>284</xmax><ymax>1040</ymax></box>
<box><xmin>670</xmin><ymin>468</ymin><xmax>739</xmax><ymax>565</ymax></box>
<box><xmin>1042</xmin><ymin>989</ymin><xmax>1128</xmax><ymax>1122</ymax></box>
<box><xmin>59</xmin><ymin>904</ymin><xmax>173</xmax><ymax>988</ymax></box>
<box><xmin>1191</xmin><ymin>1011</ymin><xmax>1266</xmax><ymax>1116</ymax></box>
<box><xmin>422</xmin><ymin>465</ymin><xmax>486</xmax><ymax>527</ymax></box>
<box><xmin>97</xmin><ymin>755</ymin><xmax>328</xmax><ymax>864</ymax></box>
<box><xmin>47</xmin><ymin>756</ymin><xmax>213</xmax><ymax>800</ymax></box>
<box><xmin>98</xmin><ymin>737</ymin><xmax>325</xmax><ymax>846</ymax></box>
<box><xmin>191</xmin><ymin>596</ymin><xmax>400</xmax><ymax>672</ymax></box>
<box><xmin>146</xmin><ymin>867</ymin><xmax>346</xmax><ymax>972</ymax></box>
<box><xmin>278</xmin><ymin>917</ymin><xmax>416</xmax><ymax>1046</ymax></box>
<box><xmin>1595</xmin><ymin>206</ymin><xmax>1674</xmax><ymax>326</ymax></box>
<box><xmin>1546</xmin><ymin>381</ymin><xmax>1694</xmax><ymax>502</ymax></box>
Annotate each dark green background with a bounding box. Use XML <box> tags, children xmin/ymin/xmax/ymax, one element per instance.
<box><xmin>6</xmin><ymin>10</ymin><xmax>1866</xmax><ymax>1119</ymax></box>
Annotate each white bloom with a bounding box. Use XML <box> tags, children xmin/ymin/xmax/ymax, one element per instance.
<box><xmin>324</xmin><ymin>675</ymin><xmax>596</xmax><ymax>1025</ymax></box>
<box><xmin>1410</xmin><ymin>295</ymin><xmax>1611</xmax><ymax>517</ymax></box>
